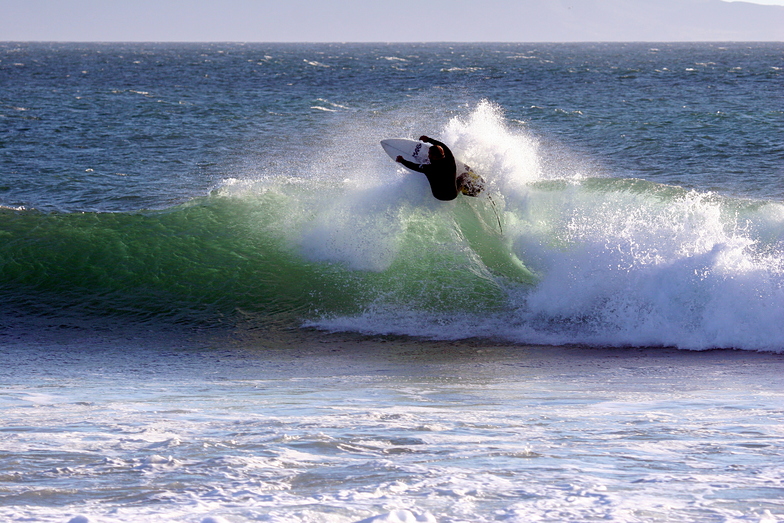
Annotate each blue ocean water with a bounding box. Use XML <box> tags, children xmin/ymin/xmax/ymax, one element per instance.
<box><xmin>2</xmin><ymin>42</ymin><xmax>783</xmax><ymax>349</ymax></box>
<box><xmin>1</xmin><ymin>43</ymin><xmax>784</xmax><ymax>523</ymax></box>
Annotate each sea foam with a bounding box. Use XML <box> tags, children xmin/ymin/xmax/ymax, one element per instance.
<box><xmin>299</xmin><ymin>102</ymin><xmax>784</xmax><ymax>351</ymax></box>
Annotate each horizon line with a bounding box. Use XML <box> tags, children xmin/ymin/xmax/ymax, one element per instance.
<box><xmin>3</xmin><ymin>40</ymin><xmax>783</xmax><ymax>44</ymax></box>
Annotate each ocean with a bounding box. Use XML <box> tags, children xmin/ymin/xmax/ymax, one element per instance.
<box><xmin>1</xmin><ymin>42</ymin><xmax>783</xmax><ymax>522</ymax></box>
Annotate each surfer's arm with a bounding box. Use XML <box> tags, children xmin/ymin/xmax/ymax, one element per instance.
<box><xmin>420</xmin><ymin>136</ymin><xmax>447</xmax><ymax>149</ymax></box>
<box><xmin>396</xmin><ymin>156</ymin><xmax>426</xmax><ymax>173</ymax></box>
<box><xmin>420</xmin><ymin>136</ymin><xmax>455</xmax><ymax>161</ymax></box>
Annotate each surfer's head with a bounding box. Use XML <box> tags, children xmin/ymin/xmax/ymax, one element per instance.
<box><xmin>429</xmin><ymin>145</ymin><xmax>445</xmax><ymax>162</ymax></box>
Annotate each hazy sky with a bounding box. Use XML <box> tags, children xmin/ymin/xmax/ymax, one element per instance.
<box><xmin>1</xmin><ymin>0</ymin><xmax>782</xmax><ymax>42</ymax></box>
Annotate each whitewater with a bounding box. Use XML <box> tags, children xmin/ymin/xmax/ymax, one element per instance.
<box><xmin>1</xmin><ymin>42</ymin><xmax>783</xmax><ymax>522</ymax></box>
<box><xmin>3</xmin><ymin>99</ymin><xmax>783</xmax><ymax>350</ymax></box>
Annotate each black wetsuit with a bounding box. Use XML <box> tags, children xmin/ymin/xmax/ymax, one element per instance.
<box><xmin>398</xmin><ymin>138</ymin><xmax>459</xmax><ymax>201</ymax></box>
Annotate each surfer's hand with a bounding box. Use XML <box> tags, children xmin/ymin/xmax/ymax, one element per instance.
<box><xmin>419</xmin><ymin>135</ymin><xmax>430</xmax><ymax>142</ymax></box>
<box><xmin>396</xmin><ymin>155</ymin><xmax>403</xmax><ymax>163</ymax></box>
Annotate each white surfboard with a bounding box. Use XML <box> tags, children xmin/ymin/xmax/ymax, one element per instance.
<box><xmin>380</xmin><ymin>138</ymin><xmax>485</xmax><ymax>197</ymax></box>
<box><xmin>381</xmin><ymin>138</ymin><xmax>431</xmax><ymax>165</ymax></box>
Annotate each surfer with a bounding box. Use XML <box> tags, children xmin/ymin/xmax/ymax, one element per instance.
<box><xmin>396</xmin><ymin>135</ymin><xmax>459</xmax><ymax>201</ymax></box>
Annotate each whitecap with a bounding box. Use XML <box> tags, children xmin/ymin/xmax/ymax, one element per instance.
<box><xmin>354</xmin><ymin>510</ymin><xmax>437</xmax><ymax>523</ymax></box>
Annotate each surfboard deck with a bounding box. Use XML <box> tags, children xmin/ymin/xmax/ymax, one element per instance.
<box><xmin>381</xmin><ymin>138</ymin><xmax>430</xmax><ymax>165</ymax></box>
<box><xmin>381</xmin><ymin>138</ymin><xmax>486</xmax><ymax>197</ymax></box>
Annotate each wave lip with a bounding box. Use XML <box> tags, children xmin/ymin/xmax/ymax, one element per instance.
<box><xmin>3</xmin><ymin>101</ymin><xmax>784</xmax><ymax>352</ymax></box>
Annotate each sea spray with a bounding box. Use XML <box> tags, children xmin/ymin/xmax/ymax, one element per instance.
<box><xmin>3</xmin><ymin>43</ymin><xmax>784</xmax><ymax>523</ymax></box>
<box><xmin>306</xmin><ymin>103</ymin><xmax>784</xmax><ymax>351</ymax></box>
<box><xmin>443</xmin><ymin>100</ymin><xmax>542</xmax><ymax>193</ymax></box>
<box><xmin>2</xmin><ymin>94</ymin><xmax>783</xmax><ymax>349</ymax></box>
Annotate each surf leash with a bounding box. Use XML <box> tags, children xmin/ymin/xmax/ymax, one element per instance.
<box><xmin>487</xmin><ymin>194</ymin><xmax>503</xmax><ymax>234</ymax></box>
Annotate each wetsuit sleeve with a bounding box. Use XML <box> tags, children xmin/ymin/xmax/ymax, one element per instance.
<box><xmin>398</xmin><ymin>158</ymin><xmax>426</xmax><ymax>173</ymax></box>
<box><xmin>422</xmin><ymin>137</ymin><xmax>455</xmax><ymax>163</ymax></box>
<box><xmin>422</xmin><ymin>137</ymin><xmax>446</xmax><ymax>148</ymax></box>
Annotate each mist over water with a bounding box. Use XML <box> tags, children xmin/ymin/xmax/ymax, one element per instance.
<box><xmin>259</xmin><ymin>101</ymin><xmax>784</xmax><ymax>351</ymax></box>
<box><xmin>2</xmin><ymin>42</ymin><xmax>784</xmax><ymax>523</ymax></box>
<box><xmin>3</xmin><ymin>87</ymin><xmax>784</xmax><ymax>350</ymax></box>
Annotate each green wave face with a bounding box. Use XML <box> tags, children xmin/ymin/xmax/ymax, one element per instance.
<box><xmin>0</xmin><ymin>181</ymin><xmax>514</xmax><ymax>329</ymax></box>
<box><xmin>3</xmin><ymin>170</ymin><xmax>784</xmax><ymax>350</ymax></box>
<box><xmin>4</xmin><ymin>91</ymin><xmax>784</xmax><ymax>350</ymax></box>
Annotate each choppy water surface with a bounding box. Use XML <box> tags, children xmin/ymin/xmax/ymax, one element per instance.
<box><xmin>1</xmin><ymin>42</ymin><xmax>783</xmax><ymax>522</ymax></box>
<box><xmin>2</xmin><ymin>339</ymin><xmax>783</xmax><ymax>523</ymax></box>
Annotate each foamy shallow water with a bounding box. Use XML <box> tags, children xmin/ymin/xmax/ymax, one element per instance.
<box><xmin>2</xmin><ymin>42</ymin><xmax>784</xmax><ymax>523</ymax></box>
<box><xmin>2</xmin><ymin>333</ymin><xmax>783</xmax><ymax>523</ymax></box>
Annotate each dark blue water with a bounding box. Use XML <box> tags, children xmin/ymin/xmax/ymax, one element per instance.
<box><xmin>1</xmin><ymin>42</ymin><xmax>783</xmax><ymax>350</ymax></box>
<box><xmin>2</xmin><ymin>41</ymin><xmax>784</xmax><ymax>523</ymax></box>
<box><xmin>3</xmin><ymin>42</ymin><xmax>782</xmax><ymax>210</ymax></box>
